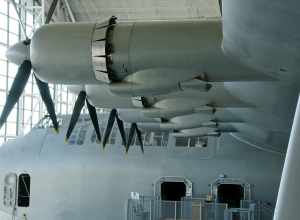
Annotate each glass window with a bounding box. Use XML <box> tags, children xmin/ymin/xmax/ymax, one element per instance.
<box><xmin>0</xmin><ymin>29</ymin><xmax>7</xmax><ymax>44</ymax></box>
<box><xmin>32</xmin><ymin>97</ymin><xmax>39</xmax><ymax>109</ymax></box>
<box><xmin>24</xmin><ymin>110</ymin><xmax>32</xmax><ymax>124</ymax></box>
<box><xmin>24</xmin><ymin>82</ymin><xmax>33</xmax><ymax>94</ymax></box>
<box><xmin>0</xmin><ymin>44</ymin><xmax>7</xmax><ymax>58</ymax></box>
<box><xmin>0</xmin><ymin>14</ymin><xmax>7</xmax><ymax>30</ymax></box>
<box><xmin>24</xmin><ymin>95</ymin><xmax>32</xmax><ymax>110</ymax></box>
<box><xmin>0</xmin><ymin>75</ymin><xmax>6</xmax><ymax>90</ymax></box>
<box><xmin>0</xmin><ymin>125</ymin><xmax>4</xmax><ymax>136</ymax></box>
<box><xmin>25</xmin><ymin>25</ymin><xmax>32</xmax><ymax>37</ymax></box>
<box><xmin>143</xmin><ymin>131</ymin><xmax>153</xmax><ymax>146</ymax></box>
<box><xmin>0</xmin><ymin>0</ymin><xmax>8</xmax><ymax>14</ymax></box>
<box><xmin>67</xmin><ymin>104</ymin><xmax>73</xmax><ymax>114</ymax></box>
<box><xmin>8</xmin><ymin>33</ymin><xmax>18</xmax><ymax>46</ymax></box>
<box><xmin>9</xmin><ymin>3</ymin><xmax>18</xmax><ymax>20</ymax></box>
<box><xmin>61</xmin><ymin>92</ymin><xmax>67</xmax><ymax>102</ymax></box>
<box><xmin>7</xmin><ymin>77</ymin><xmax>14</xmax><ymax>90</ymax></box>
<box><xmin>26</xmin><ymin>13</ymin><xmax>33</xmax><ymax>26</ymax></box>
<box><xmin>0</xmin><ymin>59</ymin><xmax>7</xmax><ymax>75</ymax></box>
<box><xmin>6</xmin><ymin>122</ymin><xmax>16</xmax><ymax>136</ymax></box>
<box><xmin>17</xmin><ymin>173</ymin><xmax>30</xmax><ymax>207</ymax></box>
<box><xmin>61</xmin><ymin>104</ymin><xmax>67</xmax><ymax>114</ymax></box>
<box><xmin>8</xmin><ymin>18</ymin><xmax>19</xmax><ymax>34</ymax></box>
<box><xmin>175</xmin><ymin>137</ymin><xmax>189</xmax><ymax>147</ymax></box>
<box><xmin>0</xmin><ymin>91</ymin><xmax>6</xmax><ymax>103</ymax></box>
<box><xmin>8</xmin><ymin>62</ymin><xmax>18</xmax><ymax>77</ymax></box>
<box><xmin>32</xmin><ymin>83</ymin><xmax>39</xmax><ymax>95</ymax></box>
<box><xmin>162</xmin><ymin>132</ymin><xmax>169</xmax><ymax>146</ymax></box>
<box><xmin>7</xmin><ymin>107</ymin><xmax>17</xmax><ymax>123</ymax></box>
<box><xmin>32</xmin><ymin>111</ymin><xmax>39</xmax><ymax>125</ymax></box>
<box><xmin>23</xmin><ymin>124</ymin><xmax>31</xmax><ymax>134</ymax></box>
<box><xmin>77</xmin><ymin>125</ymin><xmax>88</xmax><ymax>145</ymax></box>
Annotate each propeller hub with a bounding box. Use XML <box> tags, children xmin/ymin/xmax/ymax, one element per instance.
<box><xmin>6</xmin><ymin>40</ymin><xmax>30</xmax><ymax>65</ymax></box>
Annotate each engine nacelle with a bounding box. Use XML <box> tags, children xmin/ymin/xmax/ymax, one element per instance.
<box><xmin>30</xmin><ymin>17</ymin><xmax>222</xmax><ymax>87</ymax></box>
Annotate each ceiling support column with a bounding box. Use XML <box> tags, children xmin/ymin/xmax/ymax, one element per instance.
<box><xmin>274</xmin><ymin>95</ymin><xmax>300</xmax><ymax>220</ymax></box>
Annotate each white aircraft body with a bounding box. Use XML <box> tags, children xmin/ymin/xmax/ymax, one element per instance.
<box><xmin>0</xmin><ymin>114</ymin><xmax>282</xmax><ymax>220</ymax></box>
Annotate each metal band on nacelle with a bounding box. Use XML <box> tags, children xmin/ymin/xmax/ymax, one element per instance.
<box><xmin>92</xmin><ymin>16</ymin><xmax>117</xmax><ymax>83</ymax></box>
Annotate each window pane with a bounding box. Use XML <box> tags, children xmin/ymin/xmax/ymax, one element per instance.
<box><xmin>7</xmin><ymin>77</ymin><xmax>14</xmax><ymax>89</ymax></box>
<box><xmin>189</xmin><ymin>137</ymin><xmax>196</xmax><ymax>147</ymax></box>
<box><xmin>61</xmin><ymin>104</ymin><xmax>67</xmax><ymax>114</ymax></box>
<box><xmin>0</xmin><ymin>115</ymin><xmax>4</xmax><ymax>135</ymax></box>
<box><xmin>25</xmin><ymin>25</ymin><xmax>32</xmax><ymax>37</ymax></box>
<box><xmin>61</xmin><ymin>92</ymin><xmax>67</xmax><ymax>102</ymax></box>
<box><xmin>26</xmin><ymin>13</ymin><xmax>33</xmax><ymax>26</ymax></box>
<box><xmin>24</xmin><ymin>110</ymin><xmax>32</xmax><ymax>124</ymax></box>
<box><xmin>175</xmin><ymin>137</ymin><xmax>188</xmax><ymax>147</ymax></box>
<box><xmin>0</xmin><ymin>91</ymin><xmax>6</xmax><ymax>103</ymax></box>
<box><xmin>24</xmin><ymin>124</ymin><xmax>31</xmax><ymax>134</ymax></box>
<box><xmin>0</xmin><ymin>29</ymin><xmax>7</xmax><ymax>44</ymax></box>
<box><xmin>8</xmin><ymin>33</ymin><xmax>18</xmax><ymax>46</ymax></box>
<box><xmin>7</xmin><ymin>107</ymin><xmax>16</xmax><ymax>122</ymax></box>
<box><xmin>18</xmin><ymin>173</ymin><xmax>31</xmax><ymax>207</ymax></box>
<box><xmin>0</xmin><ymin>75</ymin><xmax>6</xmax><ymax>90</ymax></box>
<box><xmin>32</xmin><ymin>97</ymin><xmax>39</xmax><ymax>109</ymax></box>
<box><xmin>24</xmin><ymin>82</ymin><xmax>32</xmax><ymax>94</ymax></box>
<box><xmin>32</xmin><ymin>111</ymin><xmax>39</xmax><ymax>125</ymax></box>
<box><xmin>6</xmin><ymin>122</ymin><xmax>16</xmax><ymax>136</ymax></box>
<box><xmin>8</xmin><ymin>18</ymin><xmax>19</xmax><ymax>34</ymax></box>
<box><xmin>0</xmin><ymin>44</ymin><xmax>7</xmax><ymax>59</ymax></box>
<box><xmin>0</xmin><ymin>13</ymin><xmax>7</xmax><ymax>29</ymax></box>
<box><xmin>8</xmin><ymin>62</ymin><xmax>18</xmax><ymax>77</ymax></box>
<box><xmin>0</xmin><ymin>59</ymin><xmax>7</xmax><ymax>76</ymax></box>
<box><xmin>0</xmin><ymin>0</ymin><xmax>8</xmax><ymax>14</ymax></box>
<box><xmin>24</xmin><ymin>96</ymin><xmax>32</xmax><ymax>110</ymax></box>
<box><xmin>32</xmin><ymin>83</ymin><xmax>39</xmax><ymax>95</ymax></box>
<box><xmin>67</xmin><ymin>104</ymin><xmax>73</xmax><ymax>114</ymax></box>
<box><xmin>9</xmin><ymin>3</ymin><xmax>18</xmax><ymax>20</ymax></box>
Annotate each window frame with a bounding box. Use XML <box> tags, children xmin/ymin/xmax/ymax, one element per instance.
<box><xmin>17</xmin><ymin>173</ymin><xmax>31</xmax><ymax>207</ymax></box>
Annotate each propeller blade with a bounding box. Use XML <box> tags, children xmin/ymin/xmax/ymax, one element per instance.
<box><xmin>34</xmin><ymin>75</ymin><xmax>59</xmax><ymax>132</ymax></box>
<box><xmin>65</xmin><ymin>91</ymin><xmax>86</xmax><ymax>141</ymax></box>
<box><xmin>125</xmin><ymin>123</ymin><xmax>136</xmax><ymax>154</ymax></box>
<box><xmin>116</xmin><ymin>115</ymin><xmax>126</xmax><ymax>146</ymax></box>
<box><xmin>0</xmin><ymin>60</ymin><xmax>32</xmax><ymax>129</ymax></box>
<box><xmin>45</xmin><ymin>0</ymin><xmax>59</xmax><ymax>24</ymax></box>
<box><xmin>102</xmin><ymin>109</ymin><xmax>117</xmax><ymax>149</ymax></box>
<box><xmin>86</xmin><ymin>99</ymin><xmax>101</xmax><ymax>143</ymax></box>
<box><xmin>135</xmin><ymin>124</ymin><xmax>144</xmax><ymax>153</ymax></box>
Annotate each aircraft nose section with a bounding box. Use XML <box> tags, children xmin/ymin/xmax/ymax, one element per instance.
<box><xmin>6</xmin><ymin>40</ymin><xmax>30</xmax><ymax>65</ymax></box>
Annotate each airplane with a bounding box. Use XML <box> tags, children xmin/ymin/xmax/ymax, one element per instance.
<box><xmin>0</xmin><ymin>0</ymin><xmax>299</xmax><ymax>219</ymax></box>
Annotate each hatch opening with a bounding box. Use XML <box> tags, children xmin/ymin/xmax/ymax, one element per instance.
<box><xmin>161</xmin><ymin>181</ymin><xmax>186</xmax><ymax>201</ymax></box>
<box><xmin>217</xmin><ymin>184</ymin><xmax>244</xmax><ymax>208</ymax></box>
<box><xmin>154</xmin><ymin>176</ymin><xmax>192</xmax><ymax>200</ymax></box>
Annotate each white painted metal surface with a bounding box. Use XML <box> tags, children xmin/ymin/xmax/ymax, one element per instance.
<box><xmin>0</xmin><ymin>114</ymin><xmax>283</xmax><ymax>220</ymax></box>
<box><xmin>274</xmin><ymin>95</ymin><xmax>300</xmax><ymax>220</ymax></box>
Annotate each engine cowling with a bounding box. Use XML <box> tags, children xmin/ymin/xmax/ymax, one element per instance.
<box><xmin>30</xmin><ymin>17</ymin><xmax>222</xmax><ymax>88</ymax></box>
